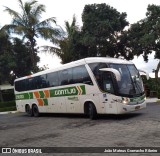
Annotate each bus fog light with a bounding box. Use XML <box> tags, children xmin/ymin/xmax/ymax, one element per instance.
<box><xmin>122</xmin><ymin>97</ymin><xmax>130</xmax><ymax>104</ymax></box>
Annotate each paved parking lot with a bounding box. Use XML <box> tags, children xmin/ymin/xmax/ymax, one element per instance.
<box><xmin>0</xmin><ymin>103</ymin><xmax>160</xmax><ymax>155</ymax></box>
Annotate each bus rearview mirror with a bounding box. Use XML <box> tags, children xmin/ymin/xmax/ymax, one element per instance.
<box><xmin>99</xmin><ymin>68</ymin><xmax>121</xmax><ymax>81</ymax></box>
<box><xmin>138</xmin><ymin>69</ymin><xmax>149</xmax><ymax>80</ymax></box>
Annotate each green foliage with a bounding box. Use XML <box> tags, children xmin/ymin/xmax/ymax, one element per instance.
<box><xmin>144</xmin><ymin>78</ymin><xmax>160</xmax><ymax>98</ymax></box>
<box><xmin>57</xmin><ymin>20</ymin><xmax>87</xmax><ymax>63</ymax></box>
<box><xmin>124</xmin><ymin>4</ymin><xmax>160</xmax><ymax>79</ymax></box>
<box><xmin>0</xmin><ymin>106</ymin><xmax>16</xmax><ymax>112</ymax></box>
<box><xmin>50</xmin><ymin>4</ymin><xmax>130</xmax><ymax>64</ymax></box>
<box><xmin>81</xmin><ymin>3</ymin><xmax>129</xmax><ymax>58</ymax></box>
<box><xmin>46</xmin><ymin>15</ymin><xmax>87</xmax><ymax>64</ymax></box>
<box><xmin>1</xmin><ymin>89</ymin><xmax>15</xmax><ymax>102</ymax></box>
<box><xmin>0</xmin><ymin>100</ymin><xmax>16</xmax><ymax>112</ymax></box>
<box><xmin>12</xmin><ymin>38</ymin><xmax>38</xmax><ymax>77</ymax></box>
<box><xmin>0</xmin><ymin>100</ymin><xmax>16</xmax><ymax>108</ymax></box>
<box><xmin>0</xmin><ymin>28</ymin><xmax>16</xmax><ymax>84</ymax></box>
<box><xmin>4</xmin><ymin>0</ymin><xmax>62</xmax><ymax>72</ymax></box>
<box><xmin>157</xmin><ymin>88</ymin><xmax>160</xmax><ymax>99</ymax></box>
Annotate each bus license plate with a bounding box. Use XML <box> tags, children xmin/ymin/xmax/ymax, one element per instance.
<box><xmin>135</xmin><ymin>106</ymin><xmax>140</xmax><ymax>110</ymax></box>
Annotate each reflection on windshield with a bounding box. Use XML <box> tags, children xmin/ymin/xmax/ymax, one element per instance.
<box><xmin>110</xmin><ymin>64</ymin><xmax>144</xmax><ymax>96</ymax></box>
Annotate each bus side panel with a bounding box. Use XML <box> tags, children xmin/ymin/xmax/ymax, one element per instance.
<box><xmin>48</xmin><ymin>97</ymin><xmax>66</xmax><ymax>113</ymax></box>
<box><xmin>16</xmin><ymin>100</ymin><xmax>25</xmax><ymax>112</ymax></box>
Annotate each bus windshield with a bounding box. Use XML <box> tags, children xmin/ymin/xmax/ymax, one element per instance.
<box><xmin>110</xmin><ymin>64</ymin><xmax>144</xmax><ymax>96</ymax></box>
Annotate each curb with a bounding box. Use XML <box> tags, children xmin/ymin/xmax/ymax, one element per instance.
<box><xmin>0</xmin><ymin>111</ymin><xmax>18</xmax><ymax>115</ymax></box>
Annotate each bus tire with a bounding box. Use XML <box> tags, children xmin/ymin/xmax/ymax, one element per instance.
<box><xmin>32</xmin><ymin>104</ymin><xmax>40</xmax><ymax>117</ymax></box>
<box><xmin>25</xmin><ymin>105</ymin><xmax>33</xmax><ymax>117</ymax></box>
<box><xmin>88</xmin><ymin>103</ymin><xmax>97</xmax><ymax>120</ymax></box>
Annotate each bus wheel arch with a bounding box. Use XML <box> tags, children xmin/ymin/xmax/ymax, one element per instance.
<box><xmin>25</xmin><ymin>104</ymin><xmax>33</xmax><ymax>116</ymax></box>
<box><xmin>32</xmin><ymin>104</ymin><xmax>40</xmax><ymax>117</ymax></box>
<box><xmin>84</xmin><ymin>101</ymin><xmax>97</xmax><ymax>120</ymax></box>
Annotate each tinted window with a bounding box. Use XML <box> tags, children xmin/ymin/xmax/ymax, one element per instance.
<box><xmin>47</xmin><ymin>72</ymin><xmax>59</xmax><ymax>87</ymax></box>
<box><xmin>72</xmin><ymin>65</ymin><xmax>93</xmax><ymax>85</ymax></box>
<box><xmin>36</xmin><ymin>75</ymin><xmax>47</xmax><ymax>89</ymax></box>
<box><xmin>15</xmin><ymin>65</ymin><xmax>93</xmax><ymax>92</ymax></box>
<box><xmin>59</xmin><ymin>70</ymin><xmax>69</xmax><ymax>85</ymax></box>
<box><xmin>15</xmin><ymin>79</ymin><xmax>26</xmax><ymax>92</ymax></box>
<box><xmin>25</xmin><ymin>78</ymin><xmax>35</xmax><ymax>90</ymax></box>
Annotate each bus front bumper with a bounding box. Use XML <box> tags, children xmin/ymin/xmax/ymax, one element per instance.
<box><xmin>117</xmin><ymin>100</ymin><xmax>146</xmax><ymax>114</ymax></box>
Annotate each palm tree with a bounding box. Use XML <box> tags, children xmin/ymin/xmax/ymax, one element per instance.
<box><xmin>43</xmin><ymin>15</ymin><xmax>80</xmax><ymax>64</ymax></box>
<box><xmin>4</xmin><ymin>0</ymin><xmax>61</xmax><ymax>72</ymax></box>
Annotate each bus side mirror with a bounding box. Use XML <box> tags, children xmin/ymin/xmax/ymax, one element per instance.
<box><xmin>138</xmin><ymin>69</ymin><xmax>149</xmax><ymax>80</ymax></box>
<box><xmin>99</xmin><ymin>68</ymin><xmax>121</xmax><ymax>81</ymax></box>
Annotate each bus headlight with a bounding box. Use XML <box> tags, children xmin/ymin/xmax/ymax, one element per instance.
<box><xmin>122</xmin><ymin>97</ymin><xmax>130</xmax><ymax>104</ymax></box>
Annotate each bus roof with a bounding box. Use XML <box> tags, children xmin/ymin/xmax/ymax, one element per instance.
<box><xmin>15</xmin><ymin>57</ymin><xmax>133</xmax><ymax>81</ymax></box>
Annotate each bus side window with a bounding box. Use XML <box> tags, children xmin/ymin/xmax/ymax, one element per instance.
<box><xmin>68</xmin><ymin>68</ymin><xmax>73</xmax><ymax>84</ymax></box>
<box><xmin>59</xmin><ymin>70</ymin><xmax>69</xmax><ymax>86</ymax></box>
<box><xmin>72</xmin><ymin>65</ymin><xmax>93</xmax><ymax>85</ymax></box>
<box><xmin>15</xmin><ymin>79</ymin><xmax>26</xmax><ymax>92</ymax></box>
<box><xmin>35</xmin><ymin>75</ymin><xmax>47</xmax><ymax>89</ymax></box>
<box><xmin>47</xmin><ymin>72</ymin><xmax>59</xmax><ymax>87</ymax></box>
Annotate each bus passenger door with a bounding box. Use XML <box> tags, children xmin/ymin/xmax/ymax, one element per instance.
<box><xmin>98</xmin><ymin>72</ymin><xmax>118</xmax><ymax>114</ymax></box>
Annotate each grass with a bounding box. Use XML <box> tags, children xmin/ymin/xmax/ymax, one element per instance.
<box><xmin>0</xmin><ymin>101</ymin><xmax>16</xmax><ymax>112</ymax></box>
<box><xmin>0</xmin><ymin>106</ymin><xmax>16</xmax><ymax>112</ymax></box>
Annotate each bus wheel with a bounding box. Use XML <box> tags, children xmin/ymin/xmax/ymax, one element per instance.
<box><xmin>26</xmin><ymin>105</ymin><xmax>33</xmax><ymax>117</ymax></box>
<box><xmin>32</xmin><ymin>105</ymin><xmax>40</xmax><ymax>117</ymax></box>
<box><xmin>88</xmin><ymin>103</ymin><xmax>97</xmax><ymax>120</ymax></box>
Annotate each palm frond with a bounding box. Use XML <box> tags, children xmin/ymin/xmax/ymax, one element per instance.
<box><xmin>40</xmin><ymin>45</ymin><xmax>61</xmax><ymax>56</ymax></box>
<box><xmin>32</xmin><ymin>4</ymin><xmax>45</xmax><ymax>18</ymax></box>
<box><xmin>36</xmin><ymin>17</ymin><xmax>56</xmax><ymax>28</ymax></box>
<box><xmin>3</xmin><ymin>24</ymin><xmax>25</xmax><ymax>36</ymax></box>
<box><xmin>3</xmin><ymin>6</ymin><xmax>22</xmax><ymax>20</ymax></box>
<box><xmin>36</xmin><ymin>27</ymin><xmax>62</xmax><ymax>41</ymax></box>
<box><xmin>28</xmin><ymin>0</ymin><xmax>38</xmax><ymax>6</ymax></box>
<box><xmin>18</xmin><ymin>0</ymin><xmax>25</xmax><ymax>13</ymax></box>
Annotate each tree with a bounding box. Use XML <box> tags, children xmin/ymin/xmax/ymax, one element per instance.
<box><xmin>125</xmin><ymin>4</ymin><xmax>160</xmax><ymax>79</ymax></box>
<box><xmin>81</xmin><ymin>3</ymin><xmax>129</xmax><ymax>58</ymax></box>
<box><xmin>43</xmin><ymin>15</ymin><xmax>87</xmax><ymax>64</ymax></box>
<box><xmin>0</xmin><ymin>26</ymin><xmax>16</xmax><ymax>85</ymax></box>
<box><xmin>4</xmin><ymin>0</ymin><xmax>61</xmax><ymax>72</ymax></box>
<box><xmin>57</xmin><ymin>15</ymin><xmax>87</xmax><ymax>63</ymax></box>
<box><xmin>12</xmin><ymin>38</ymin><xmax>33</xmax><ymax>77</ymax></box>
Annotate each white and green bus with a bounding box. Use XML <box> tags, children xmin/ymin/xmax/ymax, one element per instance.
<box><xmin>14</xmin><ymin>57</ymin><xmax>146</xmax><ymax>119</ymax></box>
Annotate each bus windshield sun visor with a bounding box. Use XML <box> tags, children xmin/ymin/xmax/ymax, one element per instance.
<box><xmin>99</xmin><ymin>68</ymin><xmax>121</xmax><ymax>81</ymax></box>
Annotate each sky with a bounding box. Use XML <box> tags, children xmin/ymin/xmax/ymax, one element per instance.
<box><xmin>0</xmin><ymin>0</ymin><xmax>160</xmax><ymax>77</ymax></box>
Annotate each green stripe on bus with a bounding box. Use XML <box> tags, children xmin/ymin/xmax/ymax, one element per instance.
<box><xmin>80</xmin><ymin>85</ymin><xmax>86</xmax><ymax>95</ymax></box>
<box><xmin>43</xmin><ymin>99</ymin><xmax>48</xmax><ymax>106</ymax></box>
<box><xmin>15</xmin><ymin>85</ymin><xmax>86</xmax><ymax>100</ymax></box>
<box><xmin>29</xmin><ymin>92</ymin><xmax>33</xmax><ymax>99</ymax></box>
<box><xmin>16</xmin><ymin>93</ymin><xmax>29</xmax><ymax>100</ymax></box>
<box><xmin>39</xmin><ymin>91</ymin><xmax>45</xmax><ymax>98</ymax></box>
